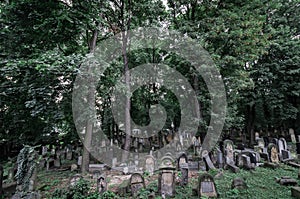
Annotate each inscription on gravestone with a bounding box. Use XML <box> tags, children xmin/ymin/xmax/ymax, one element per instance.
<box><xmin>198</xmin><ymin>173</ymin><xmax>217</xmax><ymax>198</ymax></box>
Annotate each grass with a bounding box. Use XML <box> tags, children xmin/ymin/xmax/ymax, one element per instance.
<box><xmin>2</xmin><ymin>159</ymin><xmax>299</xmax><ymax>198</ymax></box>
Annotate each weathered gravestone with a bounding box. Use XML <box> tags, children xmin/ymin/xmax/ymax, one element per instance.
<box><xmin>41</xmin><ymin>146</ymin><xmax>48</xmax><ymax>156</ymax></box>
<box><xmin>231</xmin><ymin>177</ymin><xmax>247</xmax><ymax>189</ymax></box>
<box><xmin>177</xmin><ymin>153</ymin><xmax>188</xmax><ymax>170</ymax></box>
<box><xmin>290</xmin><ymin>128</ymin><xmax>296</xmax><ymax>143</ymax></box>
<box><xmin>129</xmin><ymin>173</ymin><xmax>145</xmax><ymax>197</ymax></box>
<box><xmin>97</xmin><ymin>175</ymin><xmax>107</xmax><ymax>194</ymax></box>
<box><xmin>216</xmin><ymin>148</ymin><xmax>224</xmax><ymax>169</ymax></box>
<box><xmin>223</xmin><ymin>140</ymin><xmax>235</xmax><ymax>165</ymax></box>
<box><xmin>192</xmin><ymin>136</ymin><xmax>201</xmax><ymax>155</ymax></box>
<box><xmin>198</xmin><ymin>173</ymin><xmax>218</xmax><ymax>198</ymax></box>
<box><xmin>66</xmin><ymin>147</ymin><xmax>73</xmax><ymax>160</ymax></box>
<box><xmin>144</xmin><ymin>155</ymin><xmax>155</xmax><ymax>176</ymax></box>
<box><xmin>268</xmin><ymin>143</ymin><xmax>280</xmax><ymax>164</ymax></box>
<box><xmin>237</xmin><ymin>151</ymin><xmax>259</xmax><ymax>169</ymax></box>
<box><xmin>180</xmin><ymin>163</ymin><xmax>189</xmax><ymax>186</ymax></box>
<box><xmin>256</xmin><ymin>138</ymin><xmax>265</xmax><ymax>153</ymax></box>
<box><xmin>276</xmin><ymin>176</ymin><xmax>298</xmax><ymax>186</ymax></box>
<box><xmin>12</xmin><ymin>146</ymin><xmax>40</xmax><ymax>199</ymax></box>
<box><xmin>223</xmin><ymin>140</ymin><xmax>239</xmax><ymax>172</ymax></box>
<box><xmin>202</xmin><ymin>150</ymin><xmax>216</xmax><ymax>170</ymax></box>
<box><xmin>158</xmin><ymin>155</ymin><xmax>176</xmax><ymax>197</ymax></box>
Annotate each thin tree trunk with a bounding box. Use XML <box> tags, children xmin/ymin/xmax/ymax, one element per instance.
<box><xmin>246</xmin><ymin>104</ymin><xmax>255</xmax><ymax>145</ymax></box>
<box><xmin>121</xmin><ymin>30</ymin><xmax>131</xmax><ymax>162</ymax></box>
<box><xmin>82</xmin><ymin>29</ymin><xmax>98</xmax><ymax>174</ymax></box>
<box><xmin>120</xmin><ymin>0</ymin><xmax>132</xmax><ymax>162</ymax></box>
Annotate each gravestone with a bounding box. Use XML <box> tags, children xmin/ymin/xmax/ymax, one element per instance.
<box><xmin>66</xmin><ymin>147</ymin><xmax>73</xmax><ymax>160</ymax></box>
<box><xmin>177</xmin><ymin>153</ymin><xmax>188</xmax><ymax>170</ymax></box>
<box><xmin>231</xmin><ymin>178</ymin><xmax>247</xmax><ymax>189</ymax></box>
<box><xmin>144</xmin><ymin>155</ymin><xmax>155</xmax><ymax>175</ymax></box>
<box><xmin>223</xmin><ymin>140</ymin><xmax>235</xmax><ymax>165</ymax></box>
<box><xmin>276</xmin><ymin>176</ymin><xmax>297</xmax><ymax>186</ymax></box>
<box><xmin>282</xmin><ymin>150</ymin><xmax>292</xmax><ymax>161</ymax></box>
<box><xmin>255</xmin><ymin>132</ymin><xmax>260</xmax><ymax>141</ymax></box>
<box><xmin>180</xmin><ymin>163</ymin><xmax>188</xmax><ymax>186</ymax></box>
<box><xmin>77</xmin><ymin>156</ymin><xmax>82</xmax><ymax>167</ymax></box>
<box><xmin>257</xmin><ymin>138</ymin><xmax>265</xmax><ymax>150</ymax></box>
<box><xmin>192</xmin><ymin>136</ymin><xmax>200</xmax><ymax>155</ymax></box>
<box><xmin>13</xmin><ymin>146</ymin><xmax>40</xmax><ymax>199</ymax></box>
<box><xmin>223</xmin><ymin>140</ymin><xmax>239</xmax><ymax>172</ymax></box>
<box><xmin>46</xmin><ymin>158</ymin><xmax>55</xmax><ymax>170</ymax></box>
<box><xmin>290</xmin><ymin>128</ymin><xmax>296</xmax><ymax>143</ymax></box>
<box><xmin>97</xmin><ymin>175</ymin><xmax>107</xmax><ymax>194</ymax></box>
<box><xmin>241</xmin><ymin>154</ymin><xmax>253</xmax><ymax>170</ymax></box>
<box><xmin>54</xmin><ymin>157</ymin><xmax>61</xmax><ymax>168</ymax></box>
<box><xmin>202</xmin><ymin>150</ymin><xmax>216</xmax><ymax>170</ymax></box>
<box><xmin>198</xmin><ymin>173</ymin><xmax>218</xmax><ymax>198</ymax></box>
<box><xmin>158</xmin><ymin>156</ymin><xmax>176</xmax><ymax>197</ymax></box>
<box><xmin>188</xmin><ymin>161</ymin><xmax>199</xmax><ymax>171</ymax></box>
<box><xmin>42</xmin><ymin>146</ymin><xmax>48</xmax><ymax>156</ymax></box>
<box><xmin>278</xmin><ymin>139</ymin><xmax>285</xmax><ymax>157</ymax></box>
<box><xmin>0</xmin><ymin>164</ymin><xmax>3</xmax><ymax>195</ymax></box>
<box><xmin>268</xmin><ymin>143</ymin><xmax>279</xmax><ymax>164</ymax></box>
<box><xmin>129</xmin><ymin>173</ymin><xmax>145</xmax><ymax>197</ymax></box>
<box><xmin>216</xmin><ymin>148</ymin><xmax>224</xmax><ymax>169</ymax></box>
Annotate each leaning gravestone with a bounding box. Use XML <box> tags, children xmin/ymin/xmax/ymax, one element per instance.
<box><xmin>198</xmin><ymin>173</ymin><xmax>218</xmax><ymax>198</ymax></box>
<box><xmin>158</xmin><ymin>155</ymin><xmax>176</xmax><ymax>197</ymax></box>
<box><xmin>129</xmin><ymin>173</ymin><xmax>145</xmax><ymax>197</ymax></box>
<box><xmin>202</xmin><ymin>150</ymin><xmax>216</xmax><ymax>170</ymax></box>
<box><xmin>12</xmin><ymin>146</ymin><xmax>40</xmax><ymax>199</ymax></box>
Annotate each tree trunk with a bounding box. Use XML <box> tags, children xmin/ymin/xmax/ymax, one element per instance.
<box><xmin>121</xmin><ymin>29</ymin><xmax>131</xmax><ymax>162</ymax></box>
<box><xmin>193</xmin><ymin>73</ymin><xmax>202</xmax><ymax>135</ymax></box>
<box><xmin>81</xmin><ymin>29</ymin><xmax>98</xmax><ymax>174</ymax></box>
<box><xmin>121</xmin><ymin>0</ymin><xmax>132</xmax><ymax>162</ymax></box>
<box><xmin>246</xmin><ymin>104</ymin><xmax>255</xmax><ymax>145</ymax></box>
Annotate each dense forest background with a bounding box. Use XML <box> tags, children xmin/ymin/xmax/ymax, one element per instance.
<box><xmin>0</xmin><ymin>0</ymin><xmax>299</xmax><ymax>161</ymax></box>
